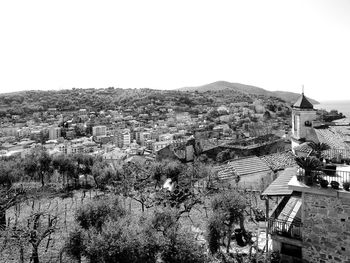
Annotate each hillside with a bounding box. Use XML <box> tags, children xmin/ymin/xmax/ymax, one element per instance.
<box><xmin>0</xmin><ymin>83</ymin><xmax>296</xmax><ymax>118</ymax></box>
<box><xmin>180</xmin><ymin>81</ymin><xmax>319</xmax><ymax>104</ymax></box>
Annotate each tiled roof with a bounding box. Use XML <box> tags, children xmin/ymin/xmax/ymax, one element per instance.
<box><xmin>216</xmin><ymin>156</ymin><xmax>272</xmax><ymax>180</ymax></box>
<box><xmin>294</xmin><ymin>142</ymin><xmax>313</xmax><ymax>154</ymax></box>
<box><xmin>262</xmin><ymin>167</ymin><xmax>297</xmax><ymax>196</ymax></box>
<box><xmin>260</xmin><ymin>151</ymin><xmax>297</xmax><ymax>171</ymax></box>
<box><xmin>314</xmin><ymin>127</ymin><xmax>350</xmax><ymax>150</ymax></box>
<box><xmin>293</xmin><ymin>93</ymin><xmax>314</xmax><ymax>109</ymax></box>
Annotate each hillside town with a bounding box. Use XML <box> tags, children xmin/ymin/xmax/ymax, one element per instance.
<box><xmin>1</xmin><ymin>0</ymin><xmax>349</xmax><ymax>261</ymax></box>
<box><xmin>0</xmin><ymin>88</ymin><xmax>295</xmax><ymax>163</ymax></box>
<box><xmin>1</xmin><ymin>87</ymin><xmax>350</xmax><ymax>263</ymax></box>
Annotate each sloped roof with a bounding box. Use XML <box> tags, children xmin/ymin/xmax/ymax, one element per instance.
<box><xmin>314</xmin><ymin>127</ymin><xmax>350</xmax><ymax>150</ymax></box>
<box><xmin>294</xmin><ymin>142</ymin><xmax>313</xmax><ymax>154</ymax></box>
<box><xmin>216</xmin><ymin>156</ymin><xmax>272</xmax><ymax>180</ymax></box>
<box><xmin>262</xmin><ymin>167</ymin><xmax>297</xmax><ymax>196</ymax></box>
<box><xmin>260</xmin><ymin>151</ymin><xmax>297</xmax><ymax>171</ymax></box>
<box><xmin>228</xmin><ymin>156</ymin><xmax>272</xmax><ymax>176</ymax></box>
<box><xmin>293</xmin><ymin>93</ymin><xmax>314</xmax><ymax>109</ymax></box>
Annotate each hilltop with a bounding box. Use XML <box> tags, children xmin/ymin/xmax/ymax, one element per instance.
<box><xmin>179</xmin><ymin>81</ymin><xmax>319</xmax><ymax>104</ymax></box>
<box><xmin>0</xmin><ymin>82</ymin><xmax>307</xmax><ymax>118</ymax></box>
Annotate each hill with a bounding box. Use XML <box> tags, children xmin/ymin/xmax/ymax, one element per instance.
<box><xmin>179</xmin><ymin>81</ymin><xmax>319</xmax><ymax>104</ymax></box>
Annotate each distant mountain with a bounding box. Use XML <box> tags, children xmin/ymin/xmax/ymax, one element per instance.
<box><xmin>179</xmin><ymin>81</ymin><xmax>319</xmax><ymax>105</ymax></box>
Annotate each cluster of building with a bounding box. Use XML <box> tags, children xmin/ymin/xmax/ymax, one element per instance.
<box><xmin>0</xmin><ymin>97</ymin><xmax>291</xmax><ymax>163</ymax></box>
<box><xmin>210</xmin><ymin>93</ymin><xmax>350</xmax><ymax>262</ymax></box>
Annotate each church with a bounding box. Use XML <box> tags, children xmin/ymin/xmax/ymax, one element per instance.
<box><xmin>291</xmin><ymin>92</ymin><xmax>350</xmax><ymax>158</ymax></box>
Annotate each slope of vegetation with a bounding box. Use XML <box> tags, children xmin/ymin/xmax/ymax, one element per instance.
<box><xmin>0</xmin><ymin>84</ymin><xmax>293</xmax><ymax>117</ymax></box>
<box><xmin>0</xmin><ymin>148</ymin><xmax>278</xmax><ymax>263</ymax></box>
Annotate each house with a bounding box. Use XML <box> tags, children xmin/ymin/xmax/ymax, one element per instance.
<box><xmin>291</xmin><ymin>92</ymin><xmax>350</xmax><ymax>154</ymax></box>
<box><xmin>215</xmin><ymin>156</ymin><xmax>274</xmax><ymax>189</ymax></box>
<box><xmin>261</xmin><ymin>92</ymin><xmax>350</xmax><ymax>262</ymax></box>
<box><xmin>262</xmin><ymin>166</ymin><xmax>350</xmax><ymax>263</ymax></box>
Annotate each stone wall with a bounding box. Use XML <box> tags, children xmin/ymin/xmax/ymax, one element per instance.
<box><xmin>303</xmin><ymin>193</ymin><xmax>350</xmax><ymax>263</ymax></box>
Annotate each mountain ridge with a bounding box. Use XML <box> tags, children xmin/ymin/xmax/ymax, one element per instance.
<box><xmin>179</xmin><ymin>81</ymin><xmax>319</xmax><ymax>104</ymax></box>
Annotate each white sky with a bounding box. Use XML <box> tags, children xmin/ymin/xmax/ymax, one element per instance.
<box><xmin>0</xmin><ymin>0</ymin><xmax>349</xmax><ymax>101</ymax></box>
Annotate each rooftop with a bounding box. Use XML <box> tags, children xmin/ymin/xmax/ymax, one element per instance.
<box><xmin>262</xmin><ymin>167</ymin><xmax>297</xmax><ymax>196</ymax></box>
<box><xmin>292</xmin><ymin>93</ymin><xmax>314</xmax><ymax>109</ymax></box>
<box><xmin>314</xmin><ymin>127</ymin><xmax>350</xmax><ymax>150</ymax></box>
<box><xmin>260</xmin><ymin>151</ymin><xmax>297</xmax><ymax>171</ymax></box>
<box><xmin>216</xmin><ymin>156</ymin><xmax>272</xmax><ymax>180</ymax></box>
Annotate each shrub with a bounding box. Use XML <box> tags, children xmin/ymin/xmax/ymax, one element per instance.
<box><xmin>343</xmin><ymin>181</ymin><xmax>350</xmax><ymax>191</ymax></box>
<box><xmin>330</xmin><ymin>181</ymin><xmax>340</xmax><ymax>190</ymax></box>
<box><xmin>320</xmin><ymin>179</ymin><xmax>329</xmax><ymax>188</ymax></box>
<box><xmin>75</xmin><ymin>197</ymin><xmax>125</xmax><ymax>231</ymax></box>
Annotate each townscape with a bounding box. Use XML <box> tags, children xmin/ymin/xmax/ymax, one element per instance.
<box><xmin>0</xmin><ymin>84</ymin><xmax>349</xmax><ymax>263</ymax></box>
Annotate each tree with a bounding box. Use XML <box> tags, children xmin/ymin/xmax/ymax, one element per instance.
<box><xmin>53</xmin><ymin>154</ymin><xmax>77</xmax><ymax>187</ymax></box>
<box><xmin>0</xmin><ymin>158</ymin><xmax>22</xmax><ymax>188</ymax></box>
<box><xmin>4</xmin><ymin>210</ymin><xmax>58</xmax><ymax>263</ymax></box>
<box><xmin>27</xmin><ymin>212</ymin><xmax>58</xmax><ymax>263</ymax></box>
<box><xmin>151</xmin><ymin>162</ymin><xmax>164</xmax><ymax>189</ymax></box>
<box><xmin>66</xmin><ymin>198</ymin><xmax>208</xmax><ymax>263</ymax></box>
<box><xmin>65</xmin><ymin>228</ymin><xmax>85</xmax><ymax>263</ymax></box>
<box><xmin>0</xmin><ymin>187</ymin><xmax>26</xmax><ymax>230</ymax></box>
<box><xmin>23</xmin><ymin>148</ymin><xmax>53</xmax><ymax>187</ymax></box>
<box><xmin>308</xmin><ymin>142</ymin><xmax>330</xmax><ymax>159</ymax></box>
<box><xmin>91</xmin><ymin>159</ymin><xmax>123</xmax><ymax>191</ymax></box>
<box><xmin>295</xmin><ymin>156</ymin><xmax>322</xmax><ymax>186</ymax></box>
<box><xmin>207</xmin><ymin>191</ymin><xmax>248</xmax><ymax>253</ymax></box>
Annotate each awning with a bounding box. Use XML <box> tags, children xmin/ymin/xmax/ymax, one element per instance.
<box><xmin>261</xmin><ymin>167</ymin><xmax>297</xmax><ymax>196</ymax></box>
<box><xmin>277</xmin><ymin>196</ymin><xmax>302</xmax><ymax>224</ymax></box>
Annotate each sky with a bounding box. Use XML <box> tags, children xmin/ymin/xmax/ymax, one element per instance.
<box><xmin>0</xmin><ymin>0</ymin><xmax>349</xmax><ymax>101</ymax></box>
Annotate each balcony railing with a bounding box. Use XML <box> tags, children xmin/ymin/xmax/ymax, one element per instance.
<box><xmin>297</xmin><ymin>167</ymin><xmax>350</xmax><ymax>190</ymax></box>
<box><xmin>268</xmin><ymin>218</ymin><xmax>302</xmax><ymax>240</ymax></box>
<box><xmin>322</xmin><ymin>149</ymin><xmax>350</xmax><ymax>162</ymax></box>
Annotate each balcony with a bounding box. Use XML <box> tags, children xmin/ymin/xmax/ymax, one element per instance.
<box><xmin>268</xmin><ymin>195</ymin><xmax>302</xmax><ymax>241</ymax></box>
<box><xmin>268</xmin><ymin>218</ymin><xmax>302</xmax><ymax>240</ymax></box>
<box><xmin>297</xmin><ymin>167</ymin><xmax>350</xmax><ymax>191</ymax></box>
<box><xmin>322</xmin><ymin>149</ymin><xmax>350</xmax><ymax>163</ymax></box>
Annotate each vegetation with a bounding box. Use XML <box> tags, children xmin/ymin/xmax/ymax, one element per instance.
<box><xmin>207</xmin><ymin>191</ymin><xmax>248</xmax><ymax>254</ymax></box>
<box><xmin>0</xmin><ymin>86</ymin><xmax>292</xmax><ymax>118</ymax></box>
<box><xmin>0</xmin><ymin>147</ymin><xmax>273</xmax><ymax>263</ymax></box>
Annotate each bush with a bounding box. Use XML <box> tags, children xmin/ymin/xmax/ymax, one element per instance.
<box><xmin>343</xmin><ymin>181</ymin><xmax>350</xmax><ymax>191</ymax></box>
<box><xmin>65</xmin><ymin>227</ymin><xmax>85</xmax><ymax>262</ymax></box>
<box><xmin>320</xmin><ymin>179</ymin><xmax>329</xmax><ymax>188</ymax></box>
<box><xmin>330</xmin><ymin>181</ymin><xmax>340</xmax><ymax>190</ymax></box>
<box><xmin>75</xmin><ymin>197</ymin><xmax>125</xmax><ymax>231</ymax></box>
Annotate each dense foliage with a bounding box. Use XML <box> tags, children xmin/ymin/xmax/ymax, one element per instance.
<box><xmin>66</xmin><ymin>197</ymin><xmax>209</xmax><ymax>263</ymax></box>
<box><xmin>0</xmin><ymin>87</ymin><xmax>291</xmax><ymax>117</ymax></box>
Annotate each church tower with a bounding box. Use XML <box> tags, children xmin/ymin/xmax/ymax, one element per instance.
<box><xmin>291</xmin><ymin>92</ymin><xmax>317</xmax><ymax>150</ymax></box>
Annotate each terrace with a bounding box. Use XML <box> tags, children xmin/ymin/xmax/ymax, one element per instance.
<box><xmin>297</xmin><ymin>148</ymin><xmax>350</xmax><ymax>191</ymax></box>
<box><xmin>297</xmin><ymin>167</ymin><xmax>350</xmax><ymax>191</ymax></box>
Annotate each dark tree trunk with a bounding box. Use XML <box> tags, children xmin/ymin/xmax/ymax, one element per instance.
<box><xmin>32</xmin><ymin>246</ymin><xmax>40</xmax><ymax>263</ymax></box>
<box><xmin>238</xmin><ymin>214</ymin><xmax>246</xmax><ymax>233</ymax></box>
<box><xmin>0</xmin><ymin>209</ymin><xmax>6</xmax><ymax>230</ymax></box>
<box><xmin>226</xmin><ymin>228</ymin><xmax>232</xmax><ymax>253</ymax></box>
<box><xmin>41</xmin><ymin>172</ymin><xmax>45</xmax><ymax>187</ymax></box>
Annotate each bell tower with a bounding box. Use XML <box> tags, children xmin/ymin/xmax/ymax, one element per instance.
<box><xmin>291</xmin><ymin>91</ymin><xmax>317</xmax><ymax>150</ymax></box>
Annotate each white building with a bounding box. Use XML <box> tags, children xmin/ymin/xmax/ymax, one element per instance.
<box><xmin>92</xmin><ymin>125</ymin><xmax>107</xmax><ymax>137</ymax></box>
<box><xmin>49</xmin><ymin>127</ymin><xmax>61</xmax><ymax>140</ymax></box>
<box><xmin>291</xmin><ymin>93</ymin><xmax>317</xmax><ymax>152</ymax></box>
